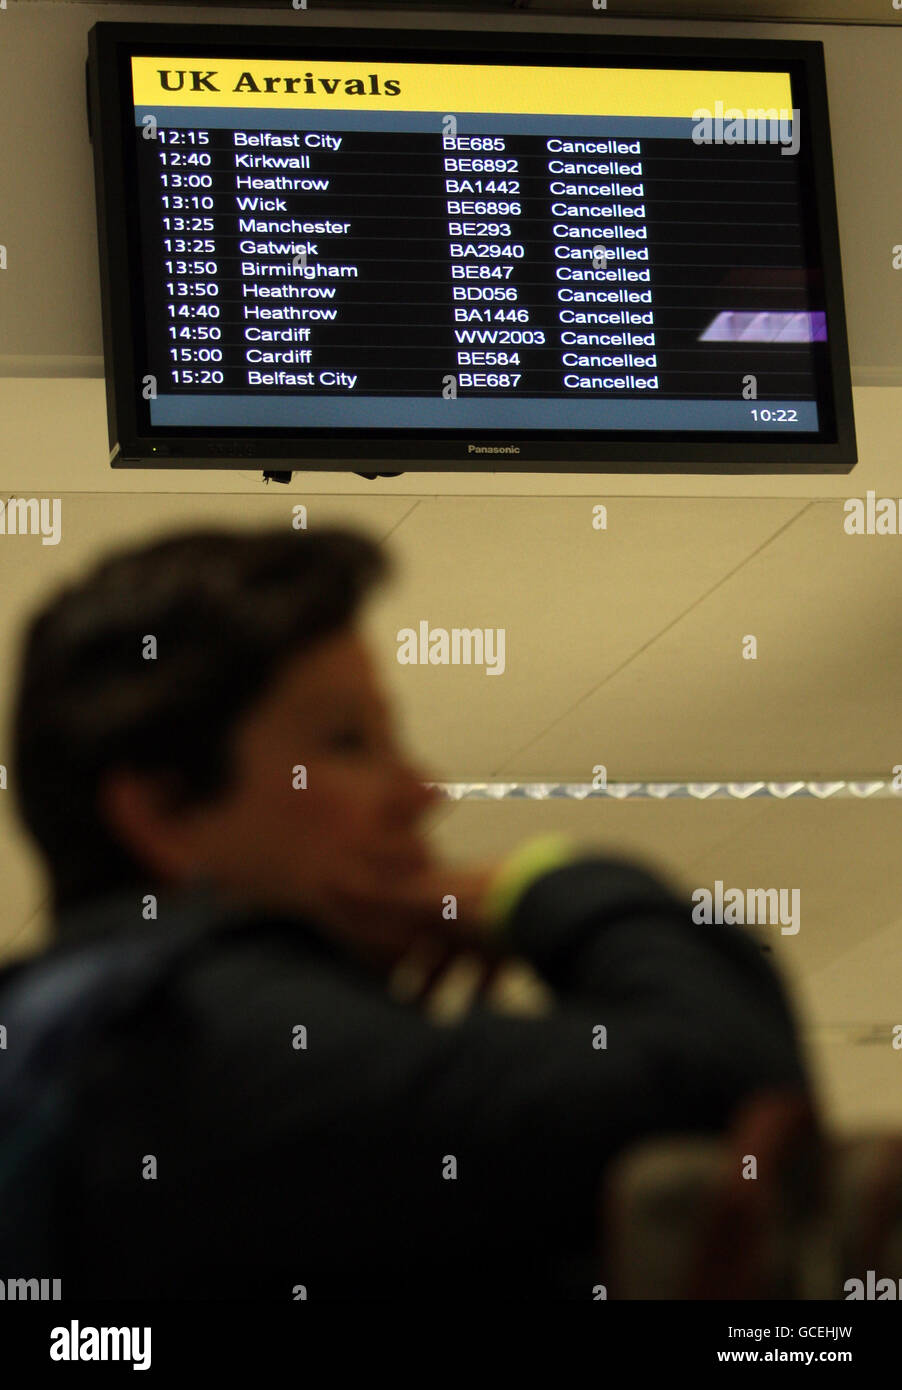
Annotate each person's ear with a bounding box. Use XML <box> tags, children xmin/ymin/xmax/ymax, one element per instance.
<box><xmin>97</xmin><ymin>768</ymin><xmax>197</xmax><ymax>884</ymax></box>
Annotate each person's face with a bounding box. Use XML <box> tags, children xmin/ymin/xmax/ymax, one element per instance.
<box><xmin>101</xmin><ymin>627</ymin><xmax>443</xmax><ymax>918</ymax></box>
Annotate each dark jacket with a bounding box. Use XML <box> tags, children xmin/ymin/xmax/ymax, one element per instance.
<box><xmin>22</xmin><ymin>855</ymin><xmax>809</xmax><ymax>1299</ymax></box>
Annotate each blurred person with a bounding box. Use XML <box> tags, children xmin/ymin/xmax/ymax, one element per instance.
<box><xmin>1</xmin><ymin>526</ymin><xmax>812</xmax><ymax>1299</ymax></box>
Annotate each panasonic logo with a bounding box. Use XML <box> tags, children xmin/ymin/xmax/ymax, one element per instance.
<box><xmin>467</xmin><ymin>444</ymin><xmax>521</xmax><ymax>454</ymax></box>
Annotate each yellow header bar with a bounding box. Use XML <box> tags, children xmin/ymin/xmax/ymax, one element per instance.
<box><xmin>132</xmin><ymin>57</ymin><xmax>792</xmax><ymax>118</ymax></box>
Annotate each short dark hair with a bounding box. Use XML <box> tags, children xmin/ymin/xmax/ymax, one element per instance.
<box><xmin>10</xmin><ymin>525</ymin><xmax>389</xmax><ymax>919</ymax></box>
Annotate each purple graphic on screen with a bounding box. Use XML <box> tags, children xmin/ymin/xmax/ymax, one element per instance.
<box><xmin>699</xmin><ymin>311</ymin><xmax>827</xmax><ymax>343</ymax></box>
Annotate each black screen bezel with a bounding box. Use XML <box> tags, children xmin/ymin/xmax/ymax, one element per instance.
<box><xmin>86</xmin><ymin>21</ymin><xmax>857</xmax><ymax>472</ymax></box>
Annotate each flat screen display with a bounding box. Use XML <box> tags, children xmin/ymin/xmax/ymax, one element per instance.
<box><xmin>87</xmin><ymin>23</ymin><xmax>856</xmax><ymax>471</ymax></box>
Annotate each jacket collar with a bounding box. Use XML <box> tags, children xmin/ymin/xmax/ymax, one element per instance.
<box><xmin>50</xmin><ymin>882</ymin><xmax>349</xmax><ymax>966</ymax></box>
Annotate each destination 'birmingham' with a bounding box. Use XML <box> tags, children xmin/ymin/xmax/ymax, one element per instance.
<box><xmin>240</xmin><ymin>263</ymin><xmax>358</xmax><ymax>280</ymax></box>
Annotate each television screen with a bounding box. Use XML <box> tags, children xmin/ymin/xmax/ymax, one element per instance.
<box><xmin>86</xmin><ymin>22</ymin><xmax>856</xmax><ymax>472</ymax></box>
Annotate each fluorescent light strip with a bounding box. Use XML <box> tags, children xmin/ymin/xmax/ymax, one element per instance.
<box><xmin>429</xmin><ymin>781</ymin><xmax>898</xmax><ymax>801</ymax></box>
